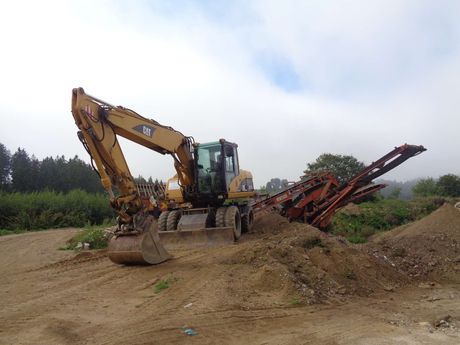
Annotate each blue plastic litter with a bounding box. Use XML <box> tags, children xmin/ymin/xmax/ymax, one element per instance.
<box><xmin>183</xmin><ymin>328</ymin><xmax>198</xmax><ymax>336</ymax></box>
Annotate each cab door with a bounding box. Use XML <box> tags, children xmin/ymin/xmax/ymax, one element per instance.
<box><xmin>223</xmin><ymin>144</ymin><xmax>239</xmax><ymax>190</ymax></box>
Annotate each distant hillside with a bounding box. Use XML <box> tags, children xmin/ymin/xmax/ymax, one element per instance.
<box><xmin>375</xmin><ymin>179</ymin><xmax>420</xmax><ymax>200</ymax></box>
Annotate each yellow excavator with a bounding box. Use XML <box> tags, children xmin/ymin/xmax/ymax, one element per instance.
<box><xmin>71</xmin><ymin>88</ymin><xmax>255</xmax><ymax>265</ymax></box>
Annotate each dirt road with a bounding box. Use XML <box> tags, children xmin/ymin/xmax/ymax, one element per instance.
<box><xmin>0</xmin><ymin>220</ymin><xmax>459</xmax><ymax>345</ymax></box>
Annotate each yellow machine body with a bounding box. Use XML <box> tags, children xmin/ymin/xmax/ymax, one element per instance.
<box><xmin>71</xmin><ymin>88</ymin><xmax>255</xmax><ymax>265</ymax></box>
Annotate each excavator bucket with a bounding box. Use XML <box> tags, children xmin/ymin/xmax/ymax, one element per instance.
<box><xmin>108</xmin><ymin>216</ymin><xmax>171</xmax><ymax>265</ymax></box>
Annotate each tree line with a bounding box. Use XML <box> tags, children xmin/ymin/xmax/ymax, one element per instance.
<box><xmin>0</xmin><ymin>142</ymin><xmax>103</xmax><ymax>193</ymax></box>
<box><xmin>412</xmin><ymin>175</ymin><xmax>460</xmax><ymax>198</ymax></box>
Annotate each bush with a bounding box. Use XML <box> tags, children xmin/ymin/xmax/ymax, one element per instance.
<box><xmin>0</xmin><ymin>189</ymin><xmax>114</xmax><ymax>231</ymax></box>
<box><xmin>331</xmin><ymin>197</ymin><xmax>445</xmax><ymax>242</ymax></box>
<box><xmin>64</xmin><ymin>222</ymin><xmax>112</xmax><ymax>250</ymax></box>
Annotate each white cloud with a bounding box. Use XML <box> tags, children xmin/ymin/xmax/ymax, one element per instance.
<box><xmin>0</xmin><ymin>0</ymin><xmax>458</xmax><ymax>188</ymax></box>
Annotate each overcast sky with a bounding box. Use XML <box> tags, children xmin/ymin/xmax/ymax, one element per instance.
<box><xmin>0</xmin><ymin>0</ymin><xmax>459</xmax><ymax>187</ymax></box>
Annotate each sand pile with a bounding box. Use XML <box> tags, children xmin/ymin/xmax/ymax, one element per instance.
<box><xmin>223</xmin><ymin>214</ymin><xmax>406</xmax><ymax>304</ymax></box>
<box><xmin>366</xmin><ymin>203</ymin><xmax>460</xmax><ymax>280</ymax></box>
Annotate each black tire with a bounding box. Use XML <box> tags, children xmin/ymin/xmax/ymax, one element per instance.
<box><xmin>215</xmin><ymin>207</ymin><xmax>227</xmax><ymax>228</ymax></box>
<box><xmin>166</xmin><ymin>210</ymin><xmax>182</xmax><ymax>231</ymax></box>
<box><xmin>241</xmin><ymin>209</ymin><xmax>254</xmax><ymax>233</ymax></box>
<box><xmin>158</xmin><ymin>211</ymin><xmax>169</xmax><ymax>231</ymax></box>
<box><xmin>224</xmin><ymin>206</ymin><xmax>241</xmax><ymax>240</ymax></box>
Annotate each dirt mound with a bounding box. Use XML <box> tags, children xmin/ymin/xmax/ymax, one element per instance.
<box><xmin>2</xmin><ymin>222</ymin><xmax>460</xmax><ymax>344</ymax></box>
<box><xmin>223</xmin><ymin>214</ymin><xmax>406</xmax><ymax>305</ymax></box>
<box><xmin>367</xmin><ymin>203</ymin><xmax>460</xmax><ymax>280</ymax></box>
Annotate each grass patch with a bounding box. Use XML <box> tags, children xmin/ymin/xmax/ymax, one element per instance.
<box><xmin>154</xmin><ymin>280</ymin><xmax>170</xmax><ymax>293</ymax></box>
<box><xmin>346</xmin><ymin>234</ymin><xmax>367</xmax><ymax>244</ymax></box>
<box><xmin>154</xmin><ymin>277</ymin><xmax>176</xmax><ymax>294</ymax></box>
<box><xmin>289</xmin><ymin>296</ymin><xmax>301</xmax><ymax>305</ymax></box>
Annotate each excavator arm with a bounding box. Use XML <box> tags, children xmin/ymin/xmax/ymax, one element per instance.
<box><xmin>71</xmin><ymin>87</ymin><xmax>200</xmax><ymax>264</ymax></box>
<box><xmin>71</xmin><ymin>87</ymin><xmax>194</xmax><ymax>228</ymax></box>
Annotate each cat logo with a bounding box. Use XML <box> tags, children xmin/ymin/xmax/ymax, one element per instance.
<box><xmin>133</xmin><ymin>124</ymin><xmax>155</xmax><ymax>138</ymax></box>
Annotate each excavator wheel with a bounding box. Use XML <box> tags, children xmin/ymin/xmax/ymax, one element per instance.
<box><xmin>166</xmin><ymin>210</ymin><xmax>182</xmax><ymax>231</ymax></box>
<box><xmin>224</xmin><ymin>206</ymin><xmax>241</xmax><ymax>240</ymax></box>
<box><xmin>215</xmin><ymin>207</ymin><xmax>227</xmax><ymax>228</ymax></box>
<box><xmin>241</xmin><ymin>209</ymin><xmax>254</xmax><ymax>233</ymax></box>
<box><xmin>158</xmin><ymin>211</ymin><xmax>169</xmax><ymax>231</ymax></box>
<box><xmin>108</xmin><ymin>215</ymin><xmax>171</xmax><ymax>265</ymax></box>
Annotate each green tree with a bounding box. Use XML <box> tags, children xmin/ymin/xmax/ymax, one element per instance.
<box><xmin>0</xmin><ymin>142</ymin><xmax>11</xmax><ymax>188</ymax></box>
<box><xmin>38</xmin><ymin>155</ymin><xmax>102</xmax><ymax>193</ymax></box>
<box><xmin>54</xmin><ymin>155</ymin><xmax>68</xmax><ymax>191</ymax></box>
<box><xmin>29</xmin><ymin>155</ymin><xmax>41</xmax><ymax>191</ymax></box>
<box><xmin>11</xmin><ymin>148</ymin><xmax>33</xmax><ymax>192</ymax></box>
<box><xmin>38</xmin><ymin>156</ymin><xmax>58</xmax><ymax>191</ymax></box>
<box><xmin>64</xmin><ymin>155</ymin><xmax>102</xmax><ymax>193</ymax></box>
<box><xmin>437</xmin><ymin>174</ymin><xmax>460</xmax><ymax>197</ymax></box>
<box><xmin>412</xmin><ymin>178</ymin><xmax>439</xmax><ymax>197</ymax></box>
<box><xmin>2</xmin><ymin>144</ymin><xmax>104</xmax><ymax>193</ymax></box>
<box><xmin>304</xmin><ymin>153</ymin><xmax>365</xmax><ymax>184</ymax></box>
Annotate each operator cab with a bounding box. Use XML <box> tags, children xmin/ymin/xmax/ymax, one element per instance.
<box><xmin>193</xmin><ymin>139</ymin><xmax>239</xmax><ymax>206</ymax></box>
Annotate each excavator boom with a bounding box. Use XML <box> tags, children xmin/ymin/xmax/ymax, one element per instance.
<box><xmin>71</xmin><ymin>88</ymin><xmax>197</xmax><ymax>264</ymax></box>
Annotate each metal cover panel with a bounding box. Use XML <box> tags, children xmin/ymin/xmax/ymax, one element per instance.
<box><xmin>177</xmin><ymin>213</ymin><xmax>208</xmax><ymax>230</ymax></box>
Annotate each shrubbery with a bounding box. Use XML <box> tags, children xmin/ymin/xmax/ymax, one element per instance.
<box><xmin>0</xmin><ymin>189</ymin><xmax>114</xmax><ymax>232</ymax></box>
<box><xmin>330</xmin><ymin>197</ymin><xmax>445</xmax><ymax>243</ymax></box>
<box><xmin>62</xmin><ymin>222</ymin><xmax>112</xmax><ymax>250</ymax></box>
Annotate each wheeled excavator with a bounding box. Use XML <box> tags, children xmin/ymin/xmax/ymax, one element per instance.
<box><xmin>71</xmin><ymin>88</ymin><xmax>255</xmax><ymax>265</ymax></box>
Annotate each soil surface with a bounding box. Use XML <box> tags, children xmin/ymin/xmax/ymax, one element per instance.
<box><xmin>1</xmin><ymin>206</ymin><xmax>459</xmax><ymax>345</ymax></box>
